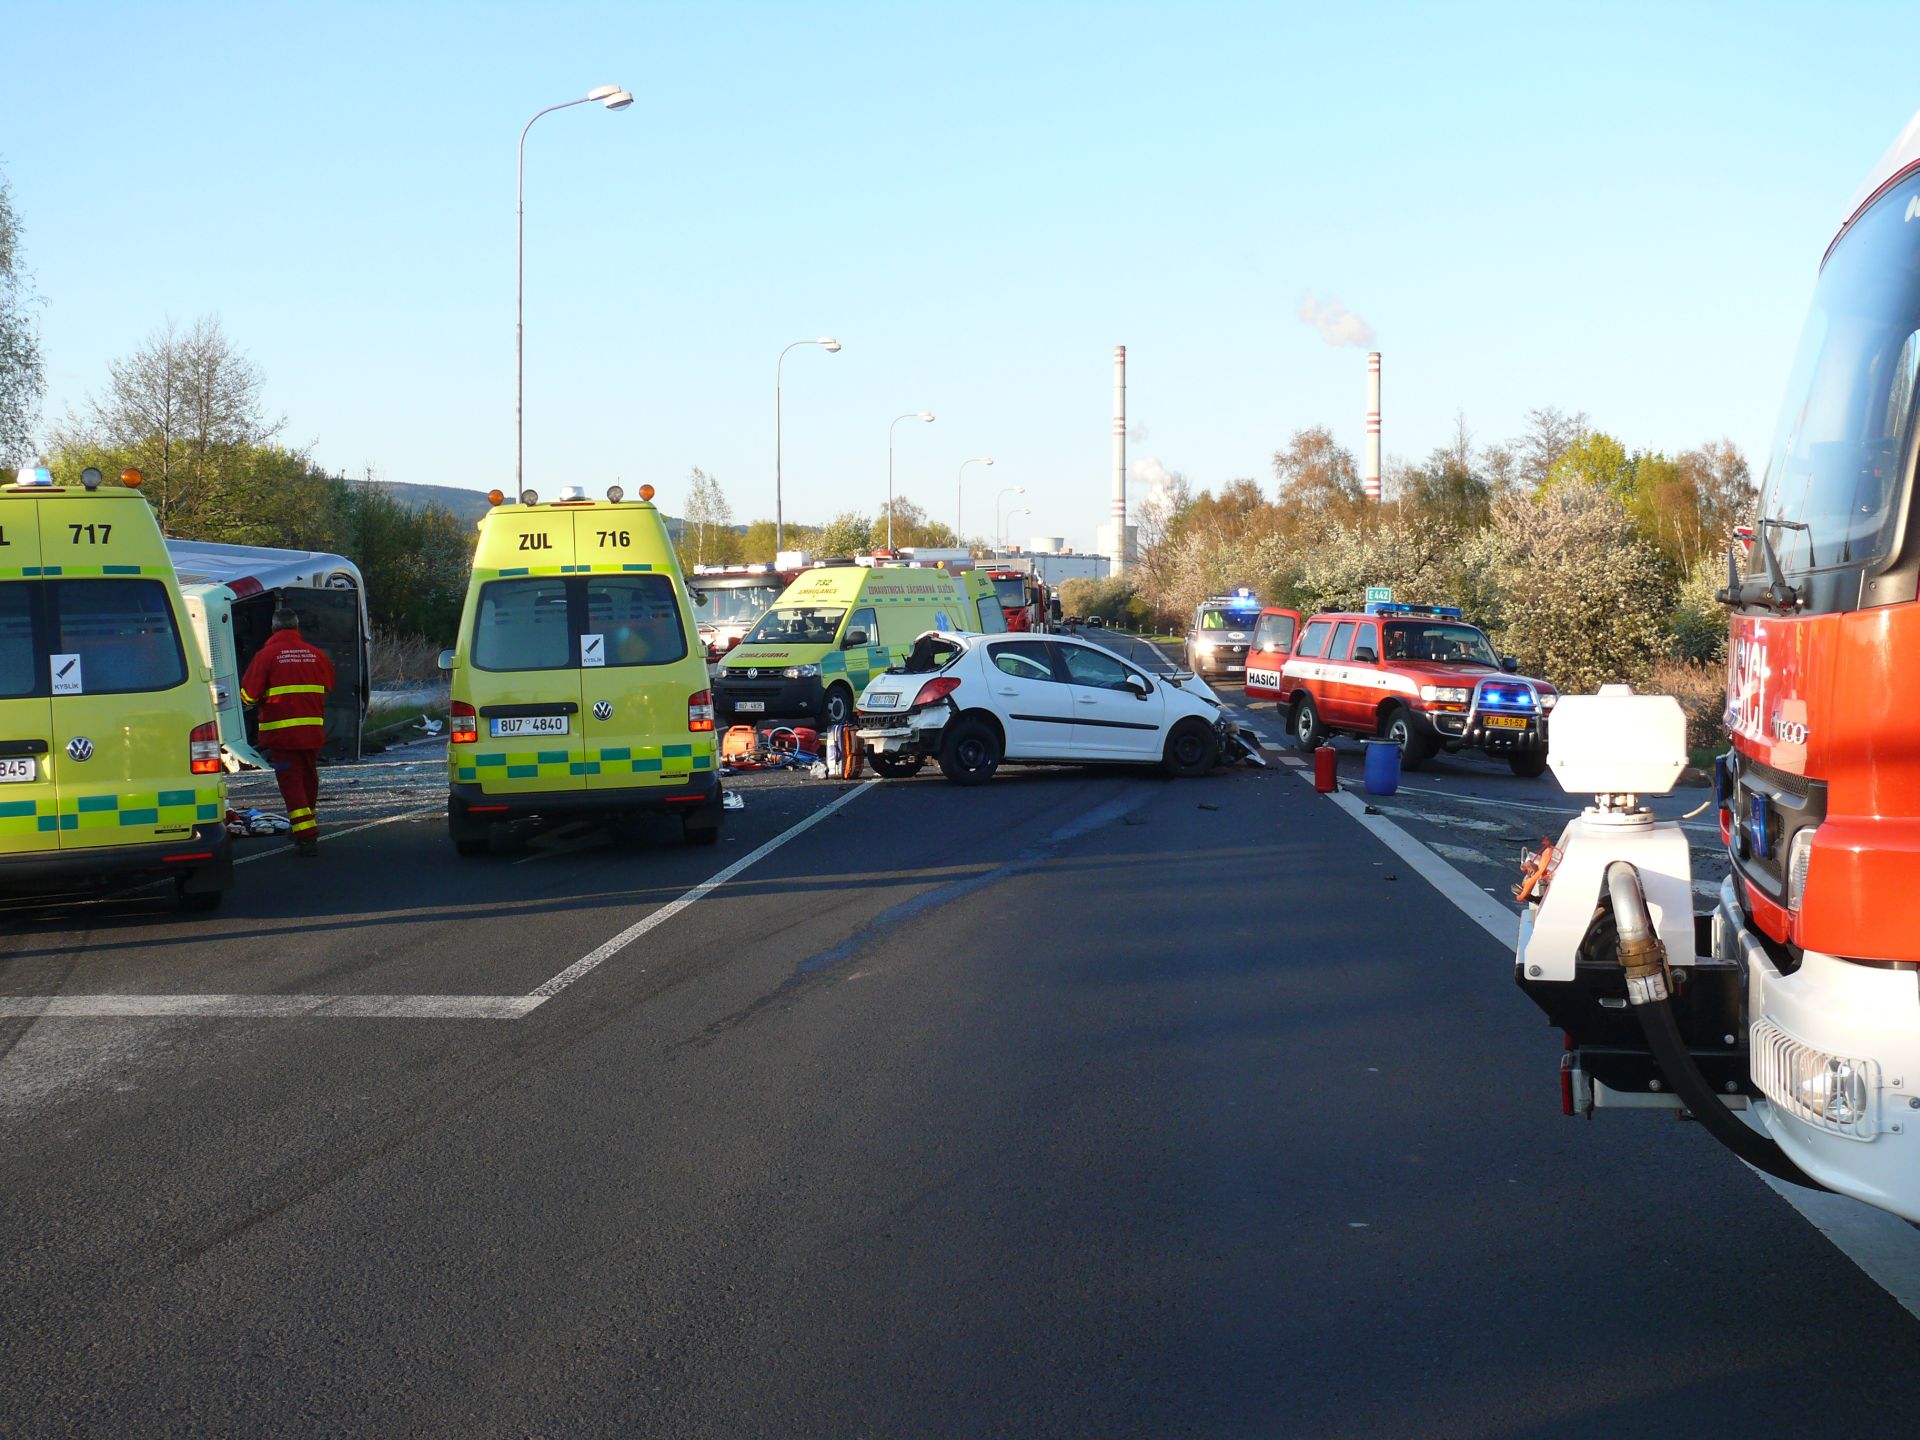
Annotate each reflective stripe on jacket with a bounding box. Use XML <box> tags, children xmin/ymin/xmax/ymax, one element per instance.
<box><xmin>240</xmin><ymin>629</ymin><xmax>336</xmax><ymax>751</ymax></box>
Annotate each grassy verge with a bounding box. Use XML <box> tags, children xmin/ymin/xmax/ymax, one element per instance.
<box><xmin>365</xmin><ymin>697</ymin><xmax>447</xmax><ymax>749</ymax></box>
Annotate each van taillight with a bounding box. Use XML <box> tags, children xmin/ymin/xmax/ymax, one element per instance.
<box><xmin>688</xmin><ymin>690</ymin><xmax>715</xmax><ymax>733</ymax></box>
<box><xmin>910</xmin><ymin>677</ymin><xmax>961</xmax><ymax>708</ymax></box>
<box><xmin>451</xmin><ymin>700</ymin><xmax>479</xmax><ymax>745</ymax></box>
<box><xmin>190</xmin><ymin>721</ymin><xmax>222</xmax><ymax>774</ymax></box>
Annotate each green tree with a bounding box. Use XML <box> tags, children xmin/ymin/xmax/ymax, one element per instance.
<box><xmin>0</xmin><ymin>166</ymin><xmax>44</xmax><ymax>464</ymax></box>
<box><xmin>816</xmin><ymin>510</ymin><xmax>869</xmax><ymax>556</ymax></box>
<box><xmin>683</xmin><ymin>465</ymin><xmax>733</xmax><ymax>565</ymax></box>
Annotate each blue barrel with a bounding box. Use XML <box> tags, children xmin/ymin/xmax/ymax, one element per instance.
<box><xmin>1363</xmin><ymin>738</ymin><xmax>1401</xmax><ymax>796</ymax></box>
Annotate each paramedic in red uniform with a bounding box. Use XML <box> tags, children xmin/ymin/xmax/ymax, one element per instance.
<box><xmin>240</xmin><ymin>607</ymin><xmax>335</xmax><ymax>856</ymax></box>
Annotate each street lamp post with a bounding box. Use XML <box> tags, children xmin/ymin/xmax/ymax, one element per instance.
<box><xmin>517</xmin><ymin>84</ymin><xmax>633</xmax><ymax>495</ymax></box>
<box><xmin>994</xmin><ymin>484</ymin><xmax>1026</xmax><ymax>554</ymax></box>
<box><xmin>956</xmin><ymin>456</ymin><xmax>993</xmax><ymax>543</ymax></box>
<box><xmin>776</xmin><ymin>337</ymin><xmax>841</xmax><ymax>554</ymax></box>
<box><xmin>887</xmin><ymin>411</ymin><xmax>934</xmax><ymax>550</ymax></box>
<box><xmin>999</xmin><ymin>506</ymin><xmax>1032</xmax><ymax>550</ymax></box>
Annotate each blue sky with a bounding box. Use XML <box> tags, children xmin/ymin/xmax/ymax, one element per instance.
<box><xmin>7</xmin><ymin>1</ymin><xmax>1918</xmax><ymax>549</ymax></box>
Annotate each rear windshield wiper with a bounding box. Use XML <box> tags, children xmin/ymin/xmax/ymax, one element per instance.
<box><xmin>1717</xmin><ymin>518</ymin><xmax>1806</xmax><ymax>612</ymax></box>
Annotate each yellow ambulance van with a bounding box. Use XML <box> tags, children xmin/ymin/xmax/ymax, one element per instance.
<box><xmin>442</xmin><ymin>482</ymin><xmax>722</xmax><ymax>854</ymax></box>
<box><xmin>0</xmin><ymin>466</ymin><xmax>231</xmax><ymax>909</ymax></box>
<box><xmin>712</xmin><ymin>563</ymin><xmax>1005</xmax><ymax>725</ymax></box>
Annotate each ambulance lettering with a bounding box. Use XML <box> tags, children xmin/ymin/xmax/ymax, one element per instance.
<box><xmin>517</xmin><ymin>533</ymin><xmax>553</xmax><ymax>551</ymax></box>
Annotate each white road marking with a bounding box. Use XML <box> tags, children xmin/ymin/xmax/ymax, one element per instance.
<box><xmin>1297</xmin><ymin>764</ymin><xmax>1920</xmax><ymax>1321</ymax></box>
<box><xmin>0</xmin><ymin>994</ymin><xmax>540</xmax><ymax>1020</ymax></box>
<box><xmin>529</xmin><ymin>780</ymin><xmax>876</xmax><ymax>999</ymax></box>
<box><xmin>1388</xmin><ymin>782</ymin><xmax>1720</xmax><ymax>835</ymax></box>
<box><xmin>233</xmin><ymin>806</ymin><xmax>440</xmax><ymax>865</ymax></box>
<box><xmin>11</xmin><ymin>784</ymin><xmax>877</xmax><ymax>1024</ymax></box>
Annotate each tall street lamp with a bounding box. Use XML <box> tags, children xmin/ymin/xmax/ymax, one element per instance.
<box><xmin>518</xmin><ymin>84</ymin><xmax>633</xmax><ymax>495</ymax></box>
<box><xmin>887</xmin><ymin>411</ymin><xmax>934</xmax><ymax>550</ymax></box>
<box><xmin>956</xmin><ymin>456</ymin><xmax>993</xmax><ymax>542</ymax></box>
<box><xmin>1000</xmin><ymin>506</ymin><xmax>1032</xmax><ymax>550</ymax></box>
<box><xmin>776</xmin><ymin>337</ymin><xmax>841</xmax><ymax>554</ymax></box>
<box><xmin>995</xmin><ymin>484</ymin><xmax>1026</xmax><ymax>552</ymax></box>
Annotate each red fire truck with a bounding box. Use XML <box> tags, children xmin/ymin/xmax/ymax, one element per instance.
<box><xmin>1513</xmin><ymin>109</ymin><xmax>1920</xmax><ymax>1222</ymax></box>
<box><xmin>983</xmin><ymin>568</ymin><xmax>1050</xmax><ymax>633</ymax></box>
<box><xmin>689</xmin><ymin>564</ymin><xmax>798</xmax><ymax>662</ymax></box>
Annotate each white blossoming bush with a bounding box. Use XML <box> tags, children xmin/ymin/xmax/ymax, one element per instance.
<box><xmin>1464</xmin><ymin>480</ymin><xmax>1674</xmax><ymax>692</ymax></box>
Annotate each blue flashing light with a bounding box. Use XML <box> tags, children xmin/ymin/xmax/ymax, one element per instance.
<box><xmin>1746</xmin><ymin>793</ymin><xmax>1773</xmax><ymax>860</ymax></box>
<box><xmin>1476</xmin><ymin>682</ymin><xmax>1539</xmax><ymax>713</ymax></box>
<box><xmin>1366</xmin><ymin>601</ymin><xmax>1464</xmax><ymax>618</ymax></box>
<box><xmin>13</xmin><ymin>466</ymin><xmax>54</xmax><ymax>488</ymax></box>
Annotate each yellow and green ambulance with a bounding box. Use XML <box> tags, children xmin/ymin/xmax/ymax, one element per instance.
<box><xmin>712</xmin><ymin>563</ymin><xmax>1005</xmax><ymax>725</ymax></box>
<box><xmin>0</xmin><ymin>466</ymin><xmax>230</xmax><ymax>909</ymax></box>
<box><xmin>442</xmin><ymin>482</ymin><xmax>721</xmax><ymax>854</ymax></box>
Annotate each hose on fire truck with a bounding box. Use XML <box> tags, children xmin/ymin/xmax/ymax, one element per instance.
<box><xmin>1604</xmin><ymin>861</ymin><xmax>1826</xmax><ymax>1191</ymax></box>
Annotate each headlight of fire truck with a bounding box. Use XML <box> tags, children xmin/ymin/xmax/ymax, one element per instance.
<box><xmin>784</xmin><ymin>664</ymin><xmax>820</xmax><ymax>680</ymax></box>
<box><xmin>1420</xmin><ymin>685</ymin><xmax>1469</xmax><ymax>704</ymax></box>
<box><xmin>1788</xmin><ymin>825</ymin><xmax>1819</xmax><ymax>910</ymax></box>
<box><xmin>1540</xmin><ymin>692</ymin><xmax>1558</xmax><ymax>710</ymax></box>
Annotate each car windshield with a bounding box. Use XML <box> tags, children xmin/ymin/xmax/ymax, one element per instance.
<box><xmin>1383</xmin><ymin>621</ymin><xmax>1499</xmax><ymax>667</ymax></box>
<box><xmin>744</xmin><ymin>605</ymin><xmax>846</xmax><ymax>646</ymax></box>
<box><xmin>991</xmin><ymin>576</ymin><xmax>1027</xmax><ymax>607</ymax></box>
<box><xmin>697</xmin><ymin>581</ymin><xmax>783</xmax><ymax>626</ymax></box>
<box><xmin>1755</xmin><ymin>167</ymin><xmax>1920</xmax><ymax>576</ymax></box>
<box><xmin>1197</xmin><ymin>607</ymin><xmax>1253</xmax><ymax>632</ymax></box>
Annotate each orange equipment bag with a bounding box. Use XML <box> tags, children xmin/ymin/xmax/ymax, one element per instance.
<box><xmin>722</xmin><ymin>725</ymin><xmax>758</xmax><ymax>763</ymax></box>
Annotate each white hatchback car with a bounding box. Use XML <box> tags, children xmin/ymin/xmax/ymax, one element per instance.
<box><xmin>854</xmin><ymin>631</ymin><xmax>1227</xmax><ymax>784</ymax></box>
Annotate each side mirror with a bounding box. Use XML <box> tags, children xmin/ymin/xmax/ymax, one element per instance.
<box><xmin>1353</xmin><ymin>646</ymin><xmax>1378</xmax><ymax>664</ymax></box>
<box><xmin>1501</xmin><ymin>655</ymin><xmax>1520</xmax><ymax>673</ymax></box>
<box><xmin>437</xmin><ymin>649</ymin><xmax>456</xmax><ymax>671</ymax></box>
<box><xmin>842</xmin><ymin>628</ymin><xmax>869</xmax><ymax>649</ymax></box>
<box><xmin>1124</xmin><ymin>672</ymin><xmax>1152</xmax><ymax>698</ymax></box>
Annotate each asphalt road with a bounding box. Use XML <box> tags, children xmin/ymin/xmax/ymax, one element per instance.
<box><xmin>6</xmin><ymin>716</ymin><xmax>1920</xmax><ymax>1435</ymax></box>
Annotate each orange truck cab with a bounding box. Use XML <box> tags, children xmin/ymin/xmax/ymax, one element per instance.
<box><xmin>1279</xmin><ymin>602</ymin><xmax>1557</xmax><ymax>776</ymax></box>
<box><xmin>1510</xmin><ymin>109</ymin><xmax>1920</xmax><ymax>1225</ymax></box>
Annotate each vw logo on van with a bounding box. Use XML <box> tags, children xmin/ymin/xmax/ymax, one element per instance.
<box><xmin>593</xmin><ymin>700</ymin><xmax>612</xmax><ymax>721</ymax></box>
<box><xmin>66</xmin><ymin>736</ymin><xmax>94</xmax><ymax>763</ymax></box>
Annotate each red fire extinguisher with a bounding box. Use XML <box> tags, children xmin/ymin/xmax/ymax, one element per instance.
<box><xmin>1313</xmin><ymin>743</ymin><xmax>1338</xmax><ymax>793</ymax></box>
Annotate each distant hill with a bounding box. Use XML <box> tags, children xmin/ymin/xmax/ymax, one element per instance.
<box><xmin>368</xmin><ymin>480</ymin><xmax>702</xmax><ymax>538</ymax></box>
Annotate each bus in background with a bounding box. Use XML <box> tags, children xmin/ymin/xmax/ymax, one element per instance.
<box><xmin>166</xmin><ymin>540</ymin><xmax>371</xmax><ymax>766</ymax></box>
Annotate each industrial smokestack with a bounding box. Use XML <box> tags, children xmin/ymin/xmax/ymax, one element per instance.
<box><xmin>1364</xmin><ymin>351</ymin><xmax>1382</xmax><ymax>502</ymax></box>
<box><xmin>1111</xmin><ymin>344</ymin><xmax>1128</xmax><ymax>573</ymax></box>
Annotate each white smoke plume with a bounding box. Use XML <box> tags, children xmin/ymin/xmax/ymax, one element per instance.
<box><xmin>1298</xmin><ymin>294</ymin><xmax>1376</xmax><ymax>348</ymax></box>
<box><xmin>1130</xmin><ymin>455</ymin><xmax>1178</xmax><ymax>507</ymax></box>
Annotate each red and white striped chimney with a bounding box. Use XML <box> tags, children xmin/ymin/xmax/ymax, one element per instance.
<box><xmin>1364</xmin><ymin>351</ymin><xmax>1382</xmax><ymax>502</ymax></box>
<box><xmin>1111</xmin><ymin>344</ymin><xmax>1128</xmax><ymax>573</ymax></box>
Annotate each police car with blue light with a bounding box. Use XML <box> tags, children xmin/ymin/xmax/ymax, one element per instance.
<box><xmin>1183</xmin><ymin>590</ymin><xmax>1263</xmax><ymax>679</ymax></box>
<box><xmin>1278</xmin><ymin>601</ymin><xmax>1558</xmax><ymax>776</ymax></box>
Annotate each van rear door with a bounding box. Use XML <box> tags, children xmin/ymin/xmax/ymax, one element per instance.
<box><xmin>296</xmin><ymin>585</ymin><xmax>364</xmax><ymax>761</ymax></box>
<box><xmin>0</xmin><ymin>501</ymin><xmax>57</xmax><ymax>854</ymax></box>
<box><xmin>461</xmin><ymin>505</ymin><xmax>587</xmax><ymax>797</ymax></box>
<box><xmin>41</xmin><ymin>504</ymin><xmax>212</xmax><ymax>850</ymax></box>
<box><xmin>576</xmin><ymin>530</ymin><xmax>703</xmax><ymax>794</ymax></box>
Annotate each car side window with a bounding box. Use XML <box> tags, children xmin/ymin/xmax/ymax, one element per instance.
<box><xmin>989</xmin><ymin>640</ymin><xmax>1056</xmax><ymax>683</ymax></box>
<box><xmin>1061</xmin><ymin>644</ymin><xmax>1135</xmax><ymax>691</ymax></box>
<box><xmin>843</xmin><ymin>607</ymin><xmax>877</xmax><ymax>648</ymax></box>
<box><xmin>1296</xmin><ymin>620</ymin><xmax>1330</xmax><ymax>658</ymax></box>
<box><xmin>1329</xmin><ymin>621</ymin><xmax>1356</xmax><ymax>662</ymax></box>
<box><xmin>1350</xmin><ymin>624</ymin><xmax>1379</xmax><ymax>664</ymax></box>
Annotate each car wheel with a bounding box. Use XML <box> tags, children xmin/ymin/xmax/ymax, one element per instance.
<box><xmin>1162</xmin><ymin>718</ymin><xmax>1219</xmax><ymax>778</ymax></box>
<box><xmin>868</xmin><ymin>751</ymin><xmax>926</xmax><ymax>778</ymax></box>
<box><xmin>821</xmin><ymin>684</ymin><xmax>855</xmax><ymax>727</ymax></box>
<box><xmin>1292</xmin><ymin>695</ymin><xmax>1325</xmax><ymax>753</ymax></box>
<box><xmin>1382</xmin><ymin>705</ymin><xmax>1432</xmax><ymax>771</ymax></box>
<box><xmin>938</xmin><ymin>716</ymin><xmax>1002</xmax><ymax>786</ymax></box>
<box><xmin>1508</xmin><ymin>748</ymin><xmax>1549</xmax><ymax>779</ymax></box>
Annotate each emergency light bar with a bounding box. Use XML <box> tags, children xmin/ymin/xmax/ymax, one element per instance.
<box><xmin>1366</xmin><ymin>601</ymin><xmax>1464</xmax><ymax>618</ymax></box>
